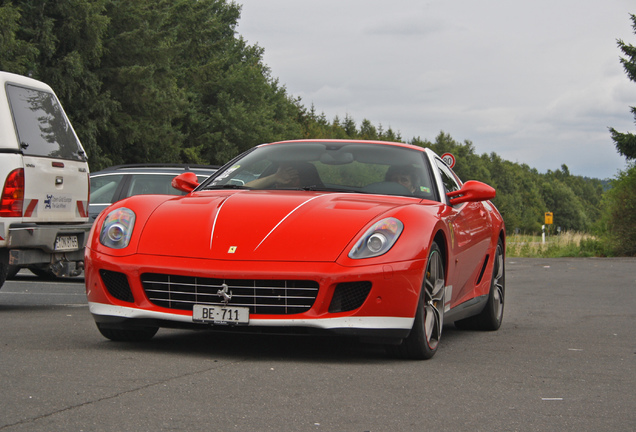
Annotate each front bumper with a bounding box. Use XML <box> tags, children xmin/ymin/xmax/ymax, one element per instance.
<box><xmin>89</xmin><ymin>302</ymin><xmax>414</xmax><ymax>340</ymax></box>
<box><xmin>85</xmin><ymin>251</ymin><xmax>426</xmax><ymax>339</ymax></box>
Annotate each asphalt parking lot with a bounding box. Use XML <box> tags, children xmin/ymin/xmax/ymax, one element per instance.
<box><xmin>0</xmin><ymin>257</ymin><xmax>634</xmax><ymax>432</ymax></box>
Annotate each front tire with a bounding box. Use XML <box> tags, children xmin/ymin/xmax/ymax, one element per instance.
<box><xmin>390</xmin><ymin>241</ymin><xmax>445</xmax><ymax>360</ymax></box>
<box><xmin>96</xmin><ymin>323</ymin><xmax>159</xmax><ymax>342</ymax></box>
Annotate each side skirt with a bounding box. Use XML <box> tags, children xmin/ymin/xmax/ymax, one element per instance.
<box><xmin>445</xmin><ymin>294</ymin><xmax>488</xmax><ymax>324</ymax></box>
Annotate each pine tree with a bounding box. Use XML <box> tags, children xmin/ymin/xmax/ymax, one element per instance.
<box><xmin>609</xmin><ymin>13</ymin><xmax>636</xmax><ymax>160</ymax></box>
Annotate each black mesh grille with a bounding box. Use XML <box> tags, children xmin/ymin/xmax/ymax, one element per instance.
<box><xmin>329</xmin><ymin>281</ymin><xmax>372</xmax><ymax>313</ymax></box>
<box><xmin>141</xmin><ymin>273</ymin><xmax>319</xmax><ymax>315</ymax></box>
<box><xmin>100</xmin><ymin>270</ymin><xmax>134</xmax><ymax>303</ymax></box>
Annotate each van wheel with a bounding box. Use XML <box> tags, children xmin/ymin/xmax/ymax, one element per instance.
<box><xmin>0</xmin><ymin>250</ymin><xmax>9</xmax><ymax>289</ymax></box>
<box><xmin>6</xmin><ymin>265</ymin><xmax>20</xmax><ymax>279</ymax></box>
<box><xmin>27</xmin><ymin>265</ymin><xmax>58</xmax><ymax>280</ymax></box>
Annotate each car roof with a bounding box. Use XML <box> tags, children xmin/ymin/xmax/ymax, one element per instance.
<box><xmin>264</xmin><ymin>139</ymin><xmax>427</xmax><ymax>151</ymax></box>
<box><xmin>91</xmin><ymin>164</ymin><xmax>219</xmax><ymax>176</ymax></box>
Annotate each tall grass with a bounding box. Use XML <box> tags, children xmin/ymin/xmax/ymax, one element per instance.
<box><xmin>506</xmin><ymin>231</ymin><xmax>606</xmax><ymax>258</ymax></box>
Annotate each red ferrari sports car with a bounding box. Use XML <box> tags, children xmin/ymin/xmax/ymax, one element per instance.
<box><xmin>85</xmin><ymin>140</ymin><xmax>505</xmax><ymax>359</ymax></box>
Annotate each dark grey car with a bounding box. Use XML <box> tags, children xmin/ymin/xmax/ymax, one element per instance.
<box><xmin>89</xmin><ymin>164</ymin><xmax>218</xmax><ymax>222</ymax></box>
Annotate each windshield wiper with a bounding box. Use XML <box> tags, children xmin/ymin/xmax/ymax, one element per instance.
<box><xmin>201</xmin><ymin>184</ymin><xmax>252</xmax><ymax>190</ymax></box>
<box><xmin>297</xmin><ymin>185</ymin><xmax>354</xmax><ymax>193</ymax></box>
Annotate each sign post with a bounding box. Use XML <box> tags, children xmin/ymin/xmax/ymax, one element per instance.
<box><xmin>543</xmin><ymin>212</ymin><xmax>553</xmax><ymax>244</ymax></box>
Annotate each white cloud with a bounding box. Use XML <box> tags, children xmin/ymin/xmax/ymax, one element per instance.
<box><xmin>238</xmin><ymin>0</ymin><xmax>636</xmax><ymax>178</ymax></box>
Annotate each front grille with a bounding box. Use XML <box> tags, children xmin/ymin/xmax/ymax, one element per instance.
<box><xmin>100</xmin><ymin>270</ymin><xmax>134</xmax><ymax>303</ymax></box>
<box><xmin>141</xmin><ymin>273</ymin><xmax>319</xmax><ymax>315</ymax></box>
<box><xmin>329</xmin><ymin>281</ymin><xmax>372</xmax><ymax>313</ymax></box>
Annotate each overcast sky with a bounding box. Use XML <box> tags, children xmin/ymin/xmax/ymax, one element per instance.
<box><xmin>237</xmin><ymin>0</ymin><xmax>636</xmax><ymax>179</ymax></box>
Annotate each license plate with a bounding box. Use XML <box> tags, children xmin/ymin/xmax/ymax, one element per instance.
<box><xmin>55</xmin><ymin>235</ymin><xmax>78</xmax><ymax>251</ymax></box>
<box><xmin>192</xmin><ymin>305</ymin><xmax>249</xmax><ymax>325</ymax></box>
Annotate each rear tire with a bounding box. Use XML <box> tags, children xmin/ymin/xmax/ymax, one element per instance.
<box><xmin>455</xmin><ymin>239</ymin><xmax>505</xmax><ymax>331</ymax></box>
<box><xmin>96</xmin><ymin>323</ymin><xmax>159</xmax><ymax>342</ymax></box>
<box><xmin>389</xmin><ymin>241</ymin><xmax>445</xmax><ymax>360</ymax></box>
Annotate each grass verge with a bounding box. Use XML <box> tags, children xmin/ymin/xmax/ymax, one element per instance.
<box><xmin>506</xmin><ymin>231</ymin><xmax>607</xmax><ymax>258</ymax></box>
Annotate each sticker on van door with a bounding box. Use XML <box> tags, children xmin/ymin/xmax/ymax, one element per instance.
<box><xmin>44</xmin><ymin>194</ymin><xmax>72</xmax><ymax>210</ymax></box>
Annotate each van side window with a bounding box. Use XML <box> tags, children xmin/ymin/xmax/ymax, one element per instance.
<box><xmin>6</xmin><ymin>84</ymin><xmax>85</xmax><ymax>161</ymax></box>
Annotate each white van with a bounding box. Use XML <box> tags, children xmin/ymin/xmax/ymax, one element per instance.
<box><xmin>0</xmin><ymin>71</ymin><xmax>91</xmax><ymax>286</ymax></box>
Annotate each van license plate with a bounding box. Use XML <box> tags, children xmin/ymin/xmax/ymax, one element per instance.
<box><xmin>55</xmin><ymin>235</ymin><xmax>78</xmax><ymax>251</ymax></box>
<box><xmin>193</xmin><ymin>305</ymin><xmax>249</xmax><ymax>325</ymax></box>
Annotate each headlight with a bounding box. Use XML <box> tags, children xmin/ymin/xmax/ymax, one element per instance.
<box><xmin>100</xmin><ymin>208</ymin><xmax>135</xmax><ymax>249</ymax></box>
<box><xmin>349</xmin><ymin>217</ymin><xmax>403</xmax><ymax>259</ymax></box>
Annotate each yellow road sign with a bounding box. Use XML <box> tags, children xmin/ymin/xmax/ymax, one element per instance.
<box><xmin>545</xmin><ymin>212</ymin><xmax>553</xmax><ymax>225</ymax></box>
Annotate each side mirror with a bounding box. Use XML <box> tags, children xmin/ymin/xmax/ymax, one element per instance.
<box><xmin>447</xmin><ymin>180</ymin><xmax>496</xmax><ymax>205</ymax></box>
<box><xmin>172</xmin><ymin>172</ymin><xmax>199</xmax><ymax>193</ymax></box>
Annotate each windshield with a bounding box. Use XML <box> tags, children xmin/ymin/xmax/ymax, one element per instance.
<box><xmin>202</xmin><ymin>142</ymin><xmax>438</xmax><ymax>199</ymax></box>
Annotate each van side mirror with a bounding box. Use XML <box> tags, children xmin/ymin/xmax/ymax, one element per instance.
<box><xmin>447</xmin><ymin>180</ymin><xmax>496</xmax><ymax>205</ymax></box>
<box><xmin>172</xmin><ymin>172</ymin><xmax>199</xmax><ymax>193</ymax></box>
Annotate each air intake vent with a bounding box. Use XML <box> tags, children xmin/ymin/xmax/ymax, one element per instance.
<box><xmin>329</xmin><ymin>281</ymin><xmax>372</xmax><ymax>313</ymax></box>
<box><xmin>141</xmin><ymin>273</ymin><xmax>319</xmax><ymax>315</ymax></box>
<box><xmin>100</xmin><ymin>270</ymin><xmax>134</xmax><ymax>303</ymax></box>
<box><xmin>476</xmin><ymin>255</ymin><xmax>490</xmax><ymax>285</ymax></box>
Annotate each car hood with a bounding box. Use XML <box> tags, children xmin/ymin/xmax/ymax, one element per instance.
<box><xmin>136</xmin><ymin>191</ymin><xmax>412</xmax><ymax>261</ymax></box>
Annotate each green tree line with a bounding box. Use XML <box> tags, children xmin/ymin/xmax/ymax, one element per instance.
<box><xmin>0</xmin><ymin>1</ymin><xmax>633</xmax><ymax>255</ymax></box>
<box><xmin>606</xmin><ymin>13</ymin><xmax>636</xmax><ymax>256</ymax></box>
<box><xmin>0</xmin><ymin>0</ymin><xmax>304</xmax><ymax>167</ymax></box>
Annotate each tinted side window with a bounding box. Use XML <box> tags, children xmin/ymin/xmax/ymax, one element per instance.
<box><xmin>6</xmin><ymin>84</ymin><xmax>85</xmax><ymax>161</ymax></box>
<box><xmin>126</xmin><ymin>174</ymin><xmax>185</xmax><ymax>197</ymax></box>
<box><xmin>90</xmin><ymin>175</ymin><xmax>125</xmax><ymax>204</ymax></box>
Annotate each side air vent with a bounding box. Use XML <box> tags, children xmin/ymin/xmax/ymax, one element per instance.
<box><xmin>329</xmin><ymin>281</ymin><xmax>372</xmax><ymax>313</ymax></box>
<box><xmin>100</xmin><ymin>270</ymin><xmax>134</xmax><ymax>303</ymax></box>
<box><xmin>476</xmin><ymin>255</ymin><xmax>490</xmax><ymax>285</ymax></box>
